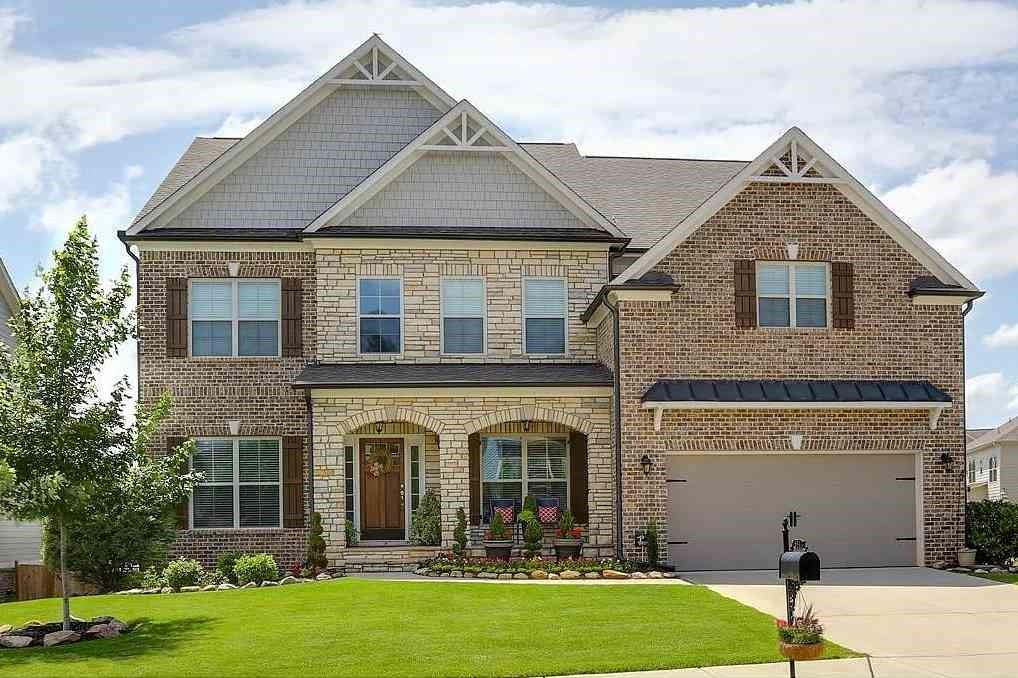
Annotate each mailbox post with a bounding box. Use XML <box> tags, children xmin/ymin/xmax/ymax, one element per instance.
<box><xmin>778</xmin><ymin>512</ymin><xmax>821</xmax><ymax>678</ymax></box>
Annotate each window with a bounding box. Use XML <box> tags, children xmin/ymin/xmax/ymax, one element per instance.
<box><xmin>358</xmin><ymin>278</ymin><xmax>401</xmax><ymax>354</ymax></box>
<box><xmin>480</xmin><ymin>436</ymin><xmax>568</xmax><ymax>520</ymax></box>
<box><xmin>990</xmin><ymin>456</ymin><xmax>998</xmax><ymax>482</ymax></box>
<box><xmin>523</xmin><ymin>277</ymin><xmax>567</xmax><ymax>354</ymax></box>
<box><xmin>969</xmin><ymin>460</ymin><xmax>976</xmax><ymax>483</ymax></box>
<box><xmin>192</xmin><ymin>438</ymin><xmax>281</xmax><ymax>529</ymax></box>
<box><xmin>190</xmin><ymin>280</ymin><xmax>280</xmax><ymax>356</ymax></box>
<box><xmin>757</xmin><ymin>263</ymin><xmax>828</xmax><ymax>328</ymax></box>
<box><xmin>442</xmin><ymin>278</ymin><xmax>485</xmax><ymax>354</ymax></box>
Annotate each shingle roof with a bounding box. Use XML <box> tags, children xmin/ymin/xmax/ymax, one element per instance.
<box><xmin>642</xmin><ymin>379</ymin><xmax>951</xmax><ymax>404</ymax></box>
<box><xmin>967</xmin><ymin>428</ymin><xmax>993</xmax><ymax>443</ymax></box>
<box><xmin>292</xmin><ymin>362</ymin><xmax>613</xmax><ymax>389</ymax></box>
<box><xmin>132</xmin><ymin>136</ymin><xmax>746</xmax><ymax>249</ymax></box>
<box><xmin>968</xmin><ymin>416</ymin><xmax>1018</xmax><ymax>451</ymax></box>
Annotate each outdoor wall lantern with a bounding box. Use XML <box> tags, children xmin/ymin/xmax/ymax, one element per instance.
<box><xmin>640</xmin><ymin>454</ymin><xmax>653</xmax><ymax>475</ymax></box>
<box><xmin>522</xmin><ymin>420</ymin><xmax>531</xmax><ymax>432</ymax></box>
<box><xmin>375</xmin><ymin>421</ymin><xmax>384</xmax><ymax>434</ymax></box>
<box><xmin>939</xmin><ymin>452</ymin><xmax>953</xmax><ymax>465</ymax></box>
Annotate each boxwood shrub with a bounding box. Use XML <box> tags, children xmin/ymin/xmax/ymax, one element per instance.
<box><xmin>234</xmin><ymin>553</ymin><xmax>279</xmax><ymax>585</ymax></box>
<box><xmin>967</xmin><ymin>500</ymin><xmax>1018</xmax><ymax>565</ymax></box>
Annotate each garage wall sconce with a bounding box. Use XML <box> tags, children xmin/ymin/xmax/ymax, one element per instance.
<box><xmin>640</xmin><ymin>455</ymin><xmax>654</xmax><ymax>475</ymax></box>
<box><xmin>939</xmin><ymin>452</ymin><xmax>953</xmax><ymax>465</ymax></box>
<box><xmin>789</xmin><ymin>434</ymin><xmax>804</xmax><ymax>451</ymax></box>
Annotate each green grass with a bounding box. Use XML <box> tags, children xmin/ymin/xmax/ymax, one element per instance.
<box><xmin>0</xmin><ymin>579</ymin><xmax>853</xmax><ymax>677</ymax></box>
<box><xmin>971</xmin><ymin>572</ymin><xmax>1018</xmax><ymax>585</ymax></box>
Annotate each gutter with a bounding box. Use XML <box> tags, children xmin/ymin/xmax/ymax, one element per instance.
<box><xmin>604</xmin><ymin>294</ymin><xmax>624</xmax><ymax>561</ymax></box>
<box><xmin>117</xmin><ymin>231</ymin><xmax>142</xmax><ymax>402</ymax></box>
<box><xmin>305</xmin><ymin>389</ymin><xmax>315</xmax><ymax>517</ymax></box>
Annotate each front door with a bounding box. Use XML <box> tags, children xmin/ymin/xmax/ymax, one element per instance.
<box><xmin>359</xmin><ymin>439</ymin><xmax>405</xmax><ymax>540</ymax></box>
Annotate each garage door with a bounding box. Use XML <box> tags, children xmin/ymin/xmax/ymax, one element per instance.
<box><xmin>667</xmin><ymin>454</ymin><xmax>917</xmax><ymax>570</ymax></box>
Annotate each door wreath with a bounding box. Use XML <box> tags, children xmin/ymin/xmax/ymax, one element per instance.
<box><xmin>365</xmin><ymin>446</ymin><xmax>398</xmax><ymax>478</ymax></box>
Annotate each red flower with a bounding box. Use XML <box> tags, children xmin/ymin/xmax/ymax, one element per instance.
<box><xmin>775</xmin><ymin>618</ymin><xmax>788</xmax><ymax>628</ymax></box>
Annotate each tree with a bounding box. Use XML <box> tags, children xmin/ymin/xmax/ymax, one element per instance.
<box><xmin>0</xmin><ymin>218</ymin><xmax>195</xmax><ymax>628</ymax></box>
<box><xmin>306</xmin><ymin>512</ymin><xmax>328</xmax><ymax>571</ymax></box>
<box><xmin>452</xmin><ymin>507</ymin><xmax>468</xmax><ymax>558</ymax></box>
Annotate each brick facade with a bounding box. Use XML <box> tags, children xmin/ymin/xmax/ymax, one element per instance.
<box><xmin>612</xmin><ymin>182</ymin><xmax>966</xmax><ymax>564</ymax></box>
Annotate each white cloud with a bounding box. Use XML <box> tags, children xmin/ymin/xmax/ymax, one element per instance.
<box><xmin>208</xmin><ymin>113</ymin><xmax>263</xmax><ymax>138</ymax></box>
<box><xmin>0</xmin><ymin>134</ymin><xmax>69</xmax><ymax>212</ymax></box>
<box><xmin>966</xmin><ymin>372</ymin><xmax>1018</xmax><ymax>427</ymax></box>
<box><xmin>984</xmin><ymin>324</ymin><xmax>1018</xmax><ymax>348</ymax></box>
<box><xmin>882</xmin><ymin>160</ymin><xmax>1018</xmax><ymax>283</ymax></box>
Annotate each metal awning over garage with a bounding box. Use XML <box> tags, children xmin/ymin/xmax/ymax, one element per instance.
<box><xmin>641</xmin><ymin>379</ymin><xmax>952</xmax><ymax>431</ymax></box>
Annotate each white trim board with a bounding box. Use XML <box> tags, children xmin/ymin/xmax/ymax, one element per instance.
<box><xmin>614</xmin><ymin>127</ymin><xmax>977</xmax><ymax>292</ymax></box>
<box><xmin>303</xmin><ymin>99</ymin><xmax>625</xmax><ymax>239</ymax></box>
<box><xmin>126</xmin><ymin>35</ymin><xmax>456</xmax><ymax>235</ymax></box>
<box><xmin>308</xmin><ymin>386</ymin><xmax>612</xmax><ymax>400</ymax></box>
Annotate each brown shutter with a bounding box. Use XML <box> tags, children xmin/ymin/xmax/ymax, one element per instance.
<box><xmin>831</xmin><ymin>262</ymin><xmax>855</xmax><ymax>329</ymax></box>
<box><xmin>168</xmin><ymin>436</ymin><xmax>189</xmax><ymax>529</ymax></box>
<box><xmin>468</xmin><ymin>433</ymin><xmax>481</xmax><ymax>525</ymax></box>
<box><xmin>166</xmin><ymin>277</ymin><xmax>188</xmax><ymax>357</ymax></box>
<box><xmin>568</xmin><ymin>430</ymin><xmax>589</xmax><ymax>524</ymax></box>
<box><xmin>734</xmin><ymin>260</ymin><xmax>757</xmax><ymax>328</ymax></box>
<box><xmin>283</xmin><ymin>436</ymin><xmax>305</xmax><ymax>528</ymax></box>
<box><xmin>281</xmin><ymin>278</ymin><xmax>303</xmax><ymax>358</ymax></box>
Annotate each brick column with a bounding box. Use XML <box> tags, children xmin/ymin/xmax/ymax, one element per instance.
<box><xmin>438</xmin><ymin>428</ymin><xmax>469</xmax><ymax>547</ymax></box>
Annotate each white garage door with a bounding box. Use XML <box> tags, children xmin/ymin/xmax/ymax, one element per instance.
<box><xmin>667</xmin><ymin>454</ymin><xmax>917</xmax><ymax>570</ymax></box>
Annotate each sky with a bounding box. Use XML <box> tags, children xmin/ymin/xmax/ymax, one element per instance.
<box><xmin>0</xmin><ymin>0</ymin><xmax>1016</xmax><ymax>427</ymax></box>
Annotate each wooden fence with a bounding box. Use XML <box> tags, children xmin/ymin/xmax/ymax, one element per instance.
<box><xmin>14</xmin><ymin>562</ymin><xmax>95</xmax><ymax>601</ymax></box>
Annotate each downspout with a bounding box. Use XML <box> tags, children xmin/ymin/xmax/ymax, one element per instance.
<box><xmin>960</xmin><ymin>299</ymin><xmax>974</xmax><ymax>558</ymax></box>
<box><xmin>604</xmin><ymin>294</ymin><xmax>624</xmax><ymax>561</ymax></box>
<box><xmin>305</xmin><ymin>389</ymin><xmax>315</xmax><ymax>517</ymax></box>
<box><xmin>117</xmin><ymin>231</ymin><xmax>142</xmax><ymax>403</ymax></box>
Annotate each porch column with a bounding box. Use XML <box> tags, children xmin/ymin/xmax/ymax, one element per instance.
<box><xmin>438</xmin><ymin>428</ymin><xmax>469</xmax><ymax>548</ymax></box>
<box><xmin>313</xmin><ymin>413</ymin><xmax>347</xmax><ymax>565</ymax></box>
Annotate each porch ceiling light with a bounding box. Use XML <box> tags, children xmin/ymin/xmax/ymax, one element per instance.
<box><xmin>375</xmin><ymin>421</ymin><xmax>384</xmax><ymax>434</ymax></box>
<box><xmin>640</xmin><ymin>455</ymin><xmax>653</xmax><ymax>476</ymax></box>
<box><xmin>522</xmin><ymin>420</ymin><xmax>530</xmax><ymax>432</ymax></box>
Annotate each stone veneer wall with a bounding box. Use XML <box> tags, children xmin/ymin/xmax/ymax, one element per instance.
<box><xmin>312</xmin><ymin>397</ymin><xmax>615</xmax><ymax>566</ymax></box>
<box><xmin>138</xmin><ymin>250</ymin><xmax>317</xmax><ymax>565</ymax></box>
<box><xmin>315</xmin><ymin>246</ymin><xmax>609</xmax><ymax>362</ymax></box>
<box><xmin>615</xmin><ymin>182</ymin><xmax>966</xmax><ymax>565</ymax></box>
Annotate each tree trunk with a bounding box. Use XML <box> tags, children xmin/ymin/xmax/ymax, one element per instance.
<box><xmin>59</xmin><ymin>518</ymin><xmax>71</xmax><ymax>631</ymax></box>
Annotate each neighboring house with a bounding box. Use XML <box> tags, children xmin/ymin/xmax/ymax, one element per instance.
<box><xmin>0</xmin><ymin>258</ymin><xmax>42</xmax><ymax>567</ymax></box>
<box><xmin>967</xmin><ymin>420</ymin><xmax>1017</xmax><ymax>502</ymax></box>
<box><xmin>121</xmin><ymin>36</ymin><xmax>981</xmax><ymax>572</ymax></box>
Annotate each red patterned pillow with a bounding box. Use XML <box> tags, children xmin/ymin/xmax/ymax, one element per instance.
<box><xmin>538</xmin><ymin>504</ymin><xmax>560</xmax><ymax>524</ymax></box>
<box><xmin>493</xmin><ymin>505</ymin><xmax>515</xmax><ymax>524</ymax></box>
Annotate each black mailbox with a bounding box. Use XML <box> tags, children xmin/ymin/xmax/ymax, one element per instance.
<box><xmin>779</xmin><ymin>550</ymin><xmax>821</xmax><ymax>582</ymax></box>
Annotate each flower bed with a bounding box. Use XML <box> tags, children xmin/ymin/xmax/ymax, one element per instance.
<box><xmin>0</xmin><ymin>616</ymin><xmax>130</xmax><ymax>650</ymax></box>
<box><xmin>416</xmin><ymin>553</ymin><xmax>676</xmax><ymax>580</ymax></box>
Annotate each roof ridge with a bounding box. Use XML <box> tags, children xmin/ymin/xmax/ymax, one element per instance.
<box><xmin>583</xmin><ymin>154</ymin><xmax>749</xmax><ymax>163</ymax></box>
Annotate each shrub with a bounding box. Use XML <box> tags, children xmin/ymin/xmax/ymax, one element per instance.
<box><xmin>200</xmin><ymin>569</ymin><xmax>226</xmax><ymax>587</ymax></box>
<box><xmin>776</xmin><ymin>602</ymin><xmax>824</xmax><ymax>645</ymax></box>
<box><xmin>520</xmin><ymin>508</ymin><xmax>543</xmax><ymax>558</ymax></box>
<box><xmin>307</xmin><ymin>512</ymin><xmax>328</xmax><ymax>570</ymax></box>
<box><xmin>486</xmin><ymin>511</ymin><xmax>510</xmax><ymax>540</ymax></box>
<box><xmin>645</xmin><ymin>520</ymin><xmax>660</xmax><ymax>566</ymax></box>
<box><xmin>452</xmin><ymin>507</ymin><xmax>468</xmax><ymax>558</ymax></box>
<box><xmin>345</xmin><ymin>519</ymin><xmax>359</xmax><ymax>547</ymax></box>
<box><xmin>234</xmin><ymin>553</ymin><xmax>279</xmax><ymax>585</ymax></box>
<box><xmin>140</xmin><ymin>565</ymin><xmax>166</xmax><ymax>590</ymax></box>
<box><xmin>411</xmin><ymin>490</ymin><xmax>442</xmax><ymax>546</ymax></box>
<box><xmin>163</xmin><ymin>559</ymin><xmax>204</xmax><ymax>590</ymax></box>
<box><xmin>967</xmin><ymin>500</ymin><xmax>1018</xmax><ymax>565</ymax></box>
<box><xmin>216</xmin><ymin>551</ymin><xmax>241</xmax><ymax>585</ymax></box>
<box><xmin>523</xmin><ymin>495</ymin><xmax>537</xmax><ymax>514</ymax></box>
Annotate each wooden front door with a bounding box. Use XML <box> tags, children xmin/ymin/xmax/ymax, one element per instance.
<box><xmin>359</xmin><ymin>439</ymin><xmax>405</xmax><ymax>540</ymax></box>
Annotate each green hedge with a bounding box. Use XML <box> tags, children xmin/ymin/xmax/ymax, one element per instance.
<box><xmin>967</xmin><ymin>500</ymin><xmax>1018</xmax><ymax>565</ymax></box>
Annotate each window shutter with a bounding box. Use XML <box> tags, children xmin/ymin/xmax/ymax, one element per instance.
<box><xmin>282</xmin><ymin>436</ymin><xmax>304</xmax><ymax>528</ymax></box>
<box><xmin>281</xmin><ymin>278</ymin><xmax>303</xmax><ymax>357</ymax></box>
<box><xmin>568</xmin><ymin>430</ymin><xmax>588</xmax><ymax>524</ymax></box>
<box><xmin>168</xmin><ymin>436</ymin><xmax>189</xmax><ymax>529</ymax></box>
<box><xmin>734</xmin><ymin>260</ymin><xmax>757</xmax><ymax>328</ymax></box>
<box><xmin>468</xmin><ymin>433</ymin><xmax>481</xmax><ymax>525</ymax></box>
<box><xmin>832</xmin><ymin>262</ymin><xmax>855</xmax><ymax>329</ymax></box>
<box><xmin>166</xmin><ymin>278</ymin><xmax>188</xmax><ymax>357</ymax></box>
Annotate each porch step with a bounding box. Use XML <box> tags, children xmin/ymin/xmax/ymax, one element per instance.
<box><xmin>340</xmin><ymin>545</ymin><xmax>444</xmax><ymax>573</ymax></box>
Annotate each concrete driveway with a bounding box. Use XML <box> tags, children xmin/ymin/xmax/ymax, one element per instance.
<box><xmin>682</xmin><ymin>568</ymin><xmax>1018</xmax><ymax>678</ymax></box>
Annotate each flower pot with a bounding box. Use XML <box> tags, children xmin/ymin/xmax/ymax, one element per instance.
<box><xmin>483</xmin><ymin>540</ymin><xmax>513</xmax><ymax>561</ymax></box>
<box><xmin>957</xmin><ymin>548</ymin><xmax>977</xmax><ymax>567</ymax></box>
<box><xmin>553</xmin><ymin>538</ymin><xmax>582</xmax><ymax>561</ymax></box>
<box><xmin>778</xmin><ymin>642</ymin><xmax>824</xmax><ymax>661</ymax></box>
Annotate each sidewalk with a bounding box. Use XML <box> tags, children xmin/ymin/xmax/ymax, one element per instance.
<box><xmin>560</xmin><ymin>657</ymin><xmax>873</xmax><ymax>677</ymax></box>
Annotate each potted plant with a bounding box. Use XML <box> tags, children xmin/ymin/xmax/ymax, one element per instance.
<box><xmin>554</xmin><ymin>510</ymin><xmax>583</xmax><ymax>560</ymax></box>
<box><xmin>776</xmin><ymin>602</ymin><xmax>825</xmax><ymax>661</ymax></box>
<box><xmin>957</xmin><ymin>546</ymin><xmax>978</xmax><ymax>567</ymax></box>
<box><xmin>483</xmin><ymin>512</ymin><xmax>513</xmax><ymax>561</ymax></box>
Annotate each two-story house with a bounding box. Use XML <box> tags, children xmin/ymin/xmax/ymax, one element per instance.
<box><xmin>121</xmin><ymin>36</ymin><xmax>981</xmax><ymax>573</ymax></box>
<box><xmin>967</xmin><ymin>419</ymin><xmax>1017</xmax><ymax>502</ymax></box>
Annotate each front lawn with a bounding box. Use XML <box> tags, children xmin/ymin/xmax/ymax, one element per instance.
<box><xmin>971</xmin><ymin>572</ymin><xmax>1018</xmax><ymax>585</ymax></box>
<box><xmin>0</xmin><ymin>579</ymin><xmax>853</xmax><ymax>677</ymax></box>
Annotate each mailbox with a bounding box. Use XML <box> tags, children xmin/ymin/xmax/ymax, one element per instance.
<box><xmin>779</xmin><ymin>550</ymin><xmax>821</xmax><ymax>582</ymax></box>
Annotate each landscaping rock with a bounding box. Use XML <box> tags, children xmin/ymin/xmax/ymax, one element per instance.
<box><xmin>463</xmin><ymin>571</ymin><xmax>476</xmax><ymax>578</ymax></box>
<box><xmin>647</xmin><ymin>571</ymin><xmax>664</xmax><ymax>579</ymax></box>
<box><xmin>160</xmin><ymin>587</ymin><xmax>173</xmax><ymax>594</ymax></box>
<box><xmin>530</xmin><ymin>570</ymin><xmax>548</xmax><ymax>580</ymax></box>
<box><xmin>125</xmin><ymin>588</ymin><xmax>142</xmax><ymax>595</ymax></box>
<box><xmin>142</xmin><ymin>587</ymin><xmax>161</xmax><ymax>595</ymax></box>
<box><xmin>414</xmin><ymin>568</ymin><xmax>428</xmax><ymax>576</ymax></box>
<box><xmin>990</xmin><ymin>567</ymin><xmax>1004</xmax><ymax>573</ymax></box>
<box><xmin>512</xmin><ymin>573</ymin><xmax>529</xmax><ymax>580</ymax></box>
<box><xmin>0</xmin><ymin>635</ymin><xmax>32</xmax><ymax>649</ymax></box>
<box><xmin>241</xmin><ymin>582</ymin><xmax>258</xmax><ymax>589</ymax></box>
<box><xmin>547</xmin><ymin>572</ymin><xmax>560</xmax><ymax>580</ymax></box>
<box><xmin>451</xmin><ymin>571</ymin><xmax>463</xmax><ymax>578</ymax></box>
<box><xmin>279</xmin><ymin>576</ymin><xmax>299</xmax><ymax>585</ymax></box>
<box><xmin>0</xmin><ymin>623</ymin><xmax>10</xmax><ymax>634</ymax></box>
<box><xmin>478</xmin><ymin>571</ymin><xmax>497</xmax><ymax>579</ymax></box>
<box><xmin>583</xmin><ymin>572</ymin><xmax>600</xmax><ymax>579</ymax></box>
<box><xmin>316</xmin><ymin>573</ymin><xmax>332</xmax><ymax>581</ymax></box>
<box><xmin>217</xmin><ymin>583</ymin><xmax>237</xmax><ymax>590</ymax></box>
<box><xmin>602</xmin><ymin>569</ymin><xmax>629</xmax><ymax>579</ymax></box>
<box><xmin>84</xmin><ymin>624</ymin><xmax>120</xmax><ymax>640</ymax></box>
<box><xmin>974</xmin><ymin>568</ymin><xmax>988</xmax><ymax>574</ymax></box>
<box><xmin>950</xmin><ymin>567</ymin><xmax>971</xmax><ymax>573</ymax></box>
<box><xmin>630</xmin><ymin>571</ymin><xmax>647</xmax><ymax>579</ymax></box>
<box><xmin>180</xmin><ymin>586</ymin><xmax>201</xmax><ymax>593</ymax></box>
<box><xmin>43</xmin><ymin>630</ymin><xmax>80</xmax><ymax>647</ymax></box>
<box><xmin>663</xmin><ymin>572</ymin><xmax>679</xmax><ymax>579</ymax></box>
<box><xmin>497</xmin><ymin>573</ymin><xmax>512</xmax><ymax>580</ymax></box>
<box><xmin>261</xmin><ymin>580</ymin><xmax>278</xmax><ymax>587</ymax></box>
<box><xmin>559</xmin><ymin>570</ymin><xmax>580</xmax><ymax>579</ymax></box>
<box><xmin>201</xmin><ymin>584</ymin><xmax>218</xmax><ymax>592</ymax></box>
<box><xmin>439</xmin><ymin>572</ymin><xmax>450</xmax><ymax>577</ymax></box>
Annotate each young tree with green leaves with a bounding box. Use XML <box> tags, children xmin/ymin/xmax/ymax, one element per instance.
<box><xmin>0</xmin><ymin>218</ymin><xmax>196</xmax><ymax>628</ymax></box>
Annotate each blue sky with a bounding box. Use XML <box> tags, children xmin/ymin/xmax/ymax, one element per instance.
<box><xmin>0</xmin><ymin>0</ymin><xmax>1016</xmax><ymax>426</ymax></box>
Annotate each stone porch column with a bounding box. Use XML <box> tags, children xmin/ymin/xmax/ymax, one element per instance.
<box><xmin>438</xmin><ymin>428</ymin><xmax>469</xmax><ymax>548</ymax></box>
<box><xmin>313</xmin><ymin>416</ymin><xmax>347</xmax><ymax>565</ymax></box>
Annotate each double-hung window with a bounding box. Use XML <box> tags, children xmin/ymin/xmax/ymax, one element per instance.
<box><xmin>480</xmin><ymin>436</ymin><xmax>568</xmax><ymax>519</ymax></box>
<box><xmin>757</xmin><ymin>262</ymin><xmax>828</xmax><ymax>328</ymax></box>
<box><xmin>968</xmin><ymin>460</ymin><xmax>976</xmax><ymax>483</ymax></box>
<box><xmin>442</xmin><ymin>278</ymin><xmax>485</xmax><ymax>354</ymax></box>
<box><xmin>358</xmin><ymin>278</ymin><xmax>401</xmax><ymax>354</ymax></box>
<box><xmin>191</xmin><ymin>438</ymin><xmax>281</xmax><ymax>529</ymax></box>
<box><xmin>989</xmin><ymin>456</ymin><xmax>998</xmax><ymax>482</ymax></box>
<box><xmin>523</xmin><ymin>277</ymin><xmax>567</xmax><ymax>354</ymax></box>
<box><xmin>190</xmin><ymin>280</ymin><xmax>280</xmax><ymax>356</ymax></box>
